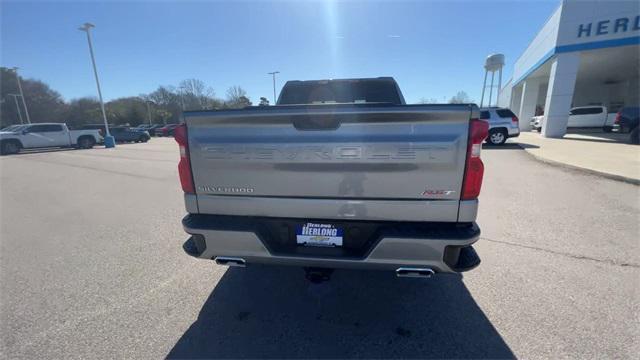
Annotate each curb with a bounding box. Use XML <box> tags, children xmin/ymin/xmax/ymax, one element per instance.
<box><xmin>517</xmin><ymin>144</ymin><xmax>640</xmax><ymax>186</ymax></box>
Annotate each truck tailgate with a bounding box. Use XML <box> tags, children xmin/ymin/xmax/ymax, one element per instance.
<box><xmin>185</xmin><ymin>104</ymin><xmax>474</xmax><ymax>222</ymax></box>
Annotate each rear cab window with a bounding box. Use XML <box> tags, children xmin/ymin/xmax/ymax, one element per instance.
<box><xmin>278</xmin><ymin>78</ymin><xmax>403</xmax><ymax>105</ymax></box>
<box><xmin>28</xmin><ymin>124</ymin><xmax>63</xmax><ymax>133</ymax></box>
<box><xmin>570</xmin><ymin>107</ymin><xmax>603</xmax><ymax>115</ymax></box>
<box><xmin>480</xmin><ymin>111</ymin><xmax>491</xmax><ymax>119</ymax></box>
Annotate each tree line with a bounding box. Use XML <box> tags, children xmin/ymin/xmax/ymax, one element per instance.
<box><xmin>420</xmin><ymin>91</ymin><xmax>474</xmax><ymax>104</ymax></box>
<box><xmin>1</xmin><ymin>67</ymin><xmax>476</xmax><ymax>128</ymax></box>
<box><xmin>0</xmin><ymin>67</ymin><xmax>258</xmax><ymax>128</ymax></box>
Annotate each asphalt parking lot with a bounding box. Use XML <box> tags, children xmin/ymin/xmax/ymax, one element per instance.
<box><xmin>1</xmin><ymin>138</ymin><xmax>638</xmax><ymax>359</ymax></box>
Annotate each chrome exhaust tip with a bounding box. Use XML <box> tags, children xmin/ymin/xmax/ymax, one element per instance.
<box><xmin>215</xmin><ymin>256</ymin><xmax>246</xmax><ymax>267</ymax></box>
<box><xmin>396</xmin><ymin>267</ymin><xmax>435</xmax><ymax>278</ymax></box>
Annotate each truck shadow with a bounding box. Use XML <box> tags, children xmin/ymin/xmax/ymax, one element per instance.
<box><xmin>167</xmin><ymin>266</ymin><xmax>514</xmax><ymax>359</ymax></box>
<box><xmin>483</xmin><ymin>142</ymin><xmax>539</xmax><ymax>150</ymax></box>
<box><xmin>6</xmin><ymin>147</ymin><xmax>77</xmax><ymax>156</ymax></box>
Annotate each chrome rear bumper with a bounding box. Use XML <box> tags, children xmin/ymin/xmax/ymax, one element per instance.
<box><xmin>182</xmin><ymin>214</ymin><xmax>481</xmax><ymax>273</ymax></box>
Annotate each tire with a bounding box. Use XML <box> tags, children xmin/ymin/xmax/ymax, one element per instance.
<box><xmin>78</xmin><ymin>136</ymin><xmax>95</xmax><ymax>149</ymax></box>
<box><xmin>138</xmin><ymin>136</ymin><xmax>148</xmax><ymax>143</ymax></box>
<box><xmin>603</xmin><ymin>126</ymin><xmax>613</xmax><ymax>133</ymax></box>
<box><xmin>488</xmin><ymin>129</ymin><xmax>507</xmax><ymax>145</ymax></box>
<box><xmin>1</xmin><ymin>140</ymin><xmax>21</xmax><ymax>155</ymax></box>
<box><xmin>629</xmin><ymin>126</ymin><xmax>639</xmax><ymax>145</ymax></box>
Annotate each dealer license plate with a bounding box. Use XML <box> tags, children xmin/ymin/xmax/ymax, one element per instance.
<box><xmin>296</xmin><ymin>222</ymin><xmax>343</xmax><ymax>247</ymax></box>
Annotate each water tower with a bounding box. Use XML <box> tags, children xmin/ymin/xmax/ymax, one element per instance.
<box><xmin>480</xmin><ymin>53</ymin><xmax>505</xmax><ymax>107</ymax></box>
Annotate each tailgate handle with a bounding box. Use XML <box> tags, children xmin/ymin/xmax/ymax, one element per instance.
<box><xmin>292</xmin><ymin>115</ymin><xmax>341</xmax><ymax>131</ymax></box>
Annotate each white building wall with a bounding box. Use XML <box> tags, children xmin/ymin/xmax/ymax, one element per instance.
<box><xmin>496</xmin><ymin>78</ymin><xmax>513</xmax><ymax>108</ymax></box>
<box><xmin>541</xmin><ymin>52</ymin><xmax>581</xmax><ymax>137</ymax></box>
<box><xmin>512</xmin><ymin>5</ymin><xmax>563</xmax><ymax>85</ymax></box>
<box><xmin>556</xmin><ymin>0</ymin><xmax>640</xmax><ymax>48</ymax></box>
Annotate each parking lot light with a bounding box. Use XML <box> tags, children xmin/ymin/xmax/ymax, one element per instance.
<box><xmin>267</xmin><ymin>71</ymin><xmax>280</xmax><ymax>105</ymax></box>
<box><xmin>7</xmin><ymin>94</ymin><xmax>24</xmax><ymax>124</ymax></box>
<box><xmin>11</xmin><ymin>67</ymin><xmax>31</xmax><ymax>124</ymax></box>
<box><xmin>78</xmin><ymin>22</ymin><xmax>115</xmax><ymax>148</ymax></box>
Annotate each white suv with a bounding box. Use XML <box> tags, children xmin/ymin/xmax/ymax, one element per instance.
<box><xmin>479</xmin><ymin>108</ymin><xmax>520</xmax><ymax>145</ymax></box>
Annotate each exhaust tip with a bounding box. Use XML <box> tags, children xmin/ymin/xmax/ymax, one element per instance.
<box><xmin>215</xmin><ymin>256</ymin><xmax>246</xmax><ymax>267</ymax></box>
<box><xmin>396</xmin><ymin>267</ymin><xmax>434</xmax><ymax>278</ymax></box>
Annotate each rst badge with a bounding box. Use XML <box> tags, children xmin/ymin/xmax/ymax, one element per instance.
<box><xmin>423</xmin><ymin>189</ymin><xmax>456</xmax><ymax>196</ymax></box>
<box><xmin>296</xmin><ymin>223</ymin><xmax>343</xmax><ymax>247</ymax></box>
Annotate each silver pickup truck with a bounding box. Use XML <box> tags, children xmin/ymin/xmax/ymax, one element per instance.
<box><xmin>177</xmin><ymin>78</ymin><xmax>488</xmax><ymax>281</ymax></box>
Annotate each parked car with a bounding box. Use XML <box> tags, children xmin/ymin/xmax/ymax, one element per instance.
<box><xmin>479</xmin><ymin>107</ymin><xmax>520</xmax><ymax>145</ymax></box>
<box><xmin>79</xmin><ymin>124</ymin><xmax>117</xmax><ymax>137</ymax></box>
<box><xmin>0</xmin><ymin>123</ymin><xmax>102</xmax><ymax>155</ymax></box>
<box><xmin>109</xmin><ymin>126</ymin><xmax>150</xmax><ymax>143</ymax></box>
<box><xmin>613</xmin><ymin>106</ymin><xmax>639</xmax><ymax>145</ymax></box>
<box><xmin>530</xmin><ymin>106</ymin><xmax>613</xmax><ymax>132</ymax></box>
<box><xmin>144</xmin><ymin>124</ymin><xmax>163</xmax><ymax>136</ymax></box>
<box><xmin>178</xmin><ymin>77</ymin><xmax>488</xmax><ymax>282</ymax></box>
<box><xmin>1</xmin><ymin>124</ymin><xmax>25</xmax><ymax>132</ymax></box>
<box><xmin>569</xmin><ymin>106</ymin><xmax>614</xmax><ymax>131</ymax></box>
<box><xmin>530</xmin><ymin>115</ymin><xmax>543</xmax><ymax>131</ymax></box>
<box><xmin>156</xmin><ymin>124</ymin><xmax>179</xmax><ymax>137</ymax></box>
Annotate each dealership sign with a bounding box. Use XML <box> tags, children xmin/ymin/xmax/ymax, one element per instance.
<box><xmin>578</xmin><ymin>15</ymin><xmax>640</xmax><ymax>38</ymax></box>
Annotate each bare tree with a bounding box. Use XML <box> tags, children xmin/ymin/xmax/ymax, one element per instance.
<box><xmin>419</xmin><ymin>97</ymin><xmax>439</xmax><ymax>104</ymax></box>
<box><xmin>448</xmin><ymin>91</ymin><xmax>472</xmax><ymax>104</ymax></box>
<box><xmin>226</xmin><ymin>86</ymin><xmax>247</xmax><ymax>102</ymax></box>
<box><xmin>225</xmin><ymin>86</ymin><xmax>252</xmax><ymax>108</ymax></box>
<box><xmin>179</xmin><ymin>78</ymin><xmax>217</xmax><ymax>110</ymax></box>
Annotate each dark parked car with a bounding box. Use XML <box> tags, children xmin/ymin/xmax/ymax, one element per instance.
<box><xmin>613</xmin><ymin>106</ymin><xmax>639</xmax><ymax>144</ymax></box>
<box><xmin>80</xmin><ymin>124</ymin><xmax>116</xmax><ymax>137</ymax></box>
<box><xmin>110</xmin><ymin>126</ymin><xmax>150</xmax><ymax>143</ymax></box>
<box><xmin>155</xmin><ymin>124</ymin><xmax>179</xmax><ymax>137</ymax></box>
<box><xmin>142</xmin><ymin>124</ymin><xmax>163</xmax><ymax>136</ymax></box>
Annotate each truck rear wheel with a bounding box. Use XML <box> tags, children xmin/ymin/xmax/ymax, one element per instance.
<box><xmin>1</xmin><ymin>140</ymin><xmax>21</xmax><ymax>155</ymax></box>
<box><xmin>78</xmin><ymin>136</ymin><xmax>95</xmax><ymax>149</ymax></box>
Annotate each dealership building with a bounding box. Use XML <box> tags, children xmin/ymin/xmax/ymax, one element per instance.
<box><xmin>497</xmin><ymin>0</ymin><xmax>639</xmax><ymax>137</ymax></box>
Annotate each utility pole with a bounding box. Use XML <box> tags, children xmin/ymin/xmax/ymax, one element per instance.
<box><xmin>268</xmin><ymin>71</ymin><xmax>280</xmax><ymax>105</ymax></box>
<box><xmin>8</xmin><ymin>94</ymin><xmax>24</xmax><ymax>124</ymax></box>
<box><xmin>12</xmin><ymin>68</ymin><xmax>31</xmax><ymax>123</ymax></box>
<box><xmin>79</xmin><ymin>22</ymin><xmax>115</xmax><ymax>148</ymax></box>
<box><xmin>146</xmin><ymin>101</ymin><xmax>152</xmax><ymax>125</ymax></box>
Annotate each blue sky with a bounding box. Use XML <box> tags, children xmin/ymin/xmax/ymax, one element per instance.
<box><xmin>2</xmin><ymin>0</ymin><xmax>559</xmax><ymax>104</ymax></box>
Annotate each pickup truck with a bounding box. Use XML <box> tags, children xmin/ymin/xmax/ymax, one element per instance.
<box><xmin>177</xmin><ymin>77</ymin><xmax>488</xmax><ymax>281</ymax></box>
<box><xmin>530</xmin><ymin>105</ymin><xmax>614</xmax><ymax>132</ymax></box>
<box><xmin>0</xmin><ymin>123</ymin><xmax>102</xmax><ymax>155</ymax></box>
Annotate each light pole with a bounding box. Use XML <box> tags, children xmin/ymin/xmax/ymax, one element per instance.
<box><xmin>268</xmin><ymin>71</ymin><xmax>280</xmax><ymax>105</ymax></box>
<box><xmin>139</xmin><ymin>97</ymin><xmax>153</xmax><ymax>125</ymax></box>
<box><xmin>7</xmin><ymin>94</ymin><xmax>24</xmax><ymax>124</ymax></box>
<box><xmin>178</xmin><ymin>86</ymin><xmax>186</xmax><ymax>111</ymax></box>
<box><xmin>78</xmin><ymin>22</ymin><xmax>115</xmax><ymax>148</ymax></box>
<box><xmin>145</xmin><ymin>101</ymin><xmax>153</xmax><ymax>125</ymax></box>
<box><xmin>11</xmin><ymin>68</ymin><xmax>31</xmax><ymax>124</ymax></box>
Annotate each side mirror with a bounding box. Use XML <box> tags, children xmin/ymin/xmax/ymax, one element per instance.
<box><xmin>21</xmin><ymin>130</ymin><xmax>29</xmax><ymax>135</ymax></box>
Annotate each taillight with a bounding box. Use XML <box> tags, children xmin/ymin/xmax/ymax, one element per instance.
<box><xmin>174</xmin><ymin>124</ymin><xmax>195</xmax><ymax>194</ymax></box>
<box><xmin>461</xmin><ymin>118</ymin><xmax>489</xmax><ymax>200</ymax></box>
<box><xmin>614</xmin><ymin>112</ymin><xmax>621</xmax><ymax>125</ymax></box>
<box><xmin>511</xmin><ymin>115</ymin><xmax>519</xmax><ymax>125</ymax></box>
